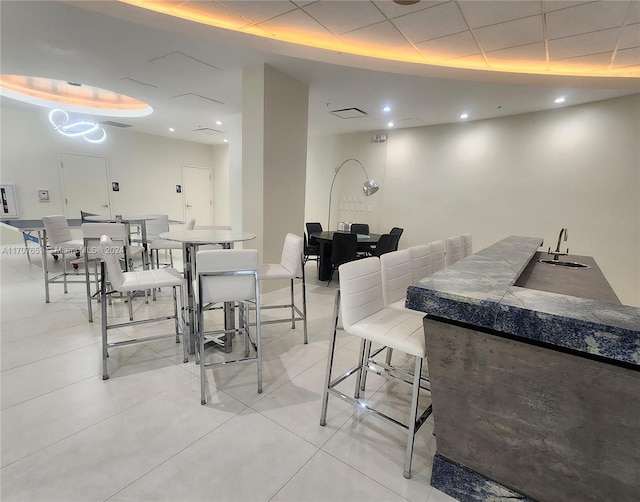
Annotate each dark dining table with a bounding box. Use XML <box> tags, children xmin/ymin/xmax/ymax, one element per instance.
<box><xmin>311</xmin><ymin>231</ymin><xmax>381</xmax><ymax>281</ymax></box>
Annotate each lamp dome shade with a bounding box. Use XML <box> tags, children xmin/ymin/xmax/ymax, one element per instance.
<box><xmin>362</xmin><ymin>179</ymin><xmax>379</xmax><ymax>196</ymax></box>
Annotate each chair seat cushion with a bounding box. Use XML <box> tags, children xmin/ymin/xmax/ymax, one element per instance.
<box><xmin>149</xmin><ymin>239</ymin><xmax>182</xmax><ymax>250</ymax></box>
<box><xmin>119</xmin><ymin>267</ymin><xmax>184</xmax><ymax>291</ymax></box>
<box><xmin>259</xmin><ymin>263</ymin><xmax>294</xmax><ymax>280</ymax></box>
<box><xmin>53</xmin><ymin>239</ymin><xmax>84</xmax><ymax>251</ymax></box>
<box><xmin>348</xmin><ymin>308</ymin><xmax>426</xmax><ymax>358</ymax></box>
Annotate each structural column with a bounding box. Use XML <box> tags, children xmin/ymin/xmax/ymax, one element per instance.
<box><xmin>242</xmin><ymin>64</ymin><xmax>308</xmax><ymax>291</ymax></box>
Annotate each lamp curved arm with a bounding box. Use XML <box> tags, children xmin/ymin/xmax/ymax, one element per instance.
<box><xmin>327</xmin><ymin>159</ymin><xmax>379</xmax><ymax>230</ymax></box>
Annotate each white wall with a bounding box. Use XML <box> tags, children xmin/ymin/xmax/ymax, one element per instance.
<box><xmin>306</xmin><ymin>95</ymin><xmax>640</xmax><ymax>307</ymax></box>
<box><xmin>306</xmin><ymin>131</ymin><xmax>388</xmax><ymax>232</ymax></box>
<box><xmin>0</xmin><ymin>103</ymin><xmax>214</xmax><ymax>243</ymax></box>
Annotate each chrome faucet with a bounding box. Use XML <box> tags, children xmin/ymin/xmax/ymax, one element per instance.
<box><xmin>548</xmin><ymin>228</ymin><xmax>568</xmax><ymax>260</ymax></box>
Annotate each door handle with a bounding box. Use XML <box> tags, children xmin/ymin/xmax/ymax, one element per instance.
<box><xmin>186</xmin><ymin>204</ymin><xmax>193</xmax><ymax>208</ymax></box>
<box><xmin>101</xmin><ymin>204</ymin><xmax>109</xmax><ymax>207</ymax></box>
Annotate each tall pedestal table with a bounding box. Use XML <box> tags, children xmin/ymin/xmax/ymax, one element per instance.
<box><xmin>159</xmin><ymin>229</ymin><xmax>256</xmax><ymax>354</ymax></box>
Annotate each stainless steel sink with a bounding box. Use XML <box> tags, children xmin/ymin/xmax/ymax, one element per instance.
<box><xmin>538</xmin><ymin>259</ymin><xmax>590</xmax><ymax>268</ymax></box>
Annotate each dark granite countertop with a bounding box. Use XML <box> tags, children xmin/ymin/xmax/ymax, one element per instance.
<box><xmin>406</xmin><ymin>236</ymin><xmax>640</xmax><ymax>366</ymax></box>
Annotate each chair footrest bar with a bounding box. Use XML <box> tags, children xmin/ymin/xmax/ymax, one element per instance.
<box><xmin>253</xmin><ymin>316</ymin><xmax>303</xmax><ymax>327</ymax></box>
<box><xmin>366</xmin><ymin>359</ymin><xmax>431</xmax><ymax>392</ymax></box>
<box><xmin>328</xmin><ymin>364</ymin><xmax>366</xmax><ymax>388</ymax></box>
<box><xmin>107</xmin><ymin>332</ymin><xmax>180</xmax><ymax>348</ymax></box>
<box><xmin>326</xmin><ymin>387</ymin><xmax>431</xmax><ymax>434</ymax></box>
<box><xmin>106</xmin><ymin>314</ymin><xmax>178</xmax><ymax>330</ymax></box>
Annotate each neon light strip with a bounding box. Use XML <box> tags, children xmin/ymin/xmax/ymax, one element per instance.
<box><xmin>48</xmin><ymin>109</ymin><xmax>107</xmax><ymax>144</ymax></box>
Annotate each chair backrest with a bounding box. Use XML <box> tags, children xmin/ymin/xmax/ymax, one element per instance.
<box><xmin>338</xmin><ymin>257</ymin><xmax>384</xmax><ymax>331</ymax></box>
<box><xmin>196</xmin><ymin>249</ymin><xmax>259</xmax><ymax>304</ymax></box>
<box><xmin>380</xmin><ymin>249</ymin><xmax>412</xmax><ymax>307</ymax></box>
<box><xmin>304</xmin><ymin>233</ymin><xmax>317</xmax><ymax>254</ymax></box>
<box><xmin>280</xmin><ymin>233</ymin><xmax>303</xmax><ymax>276</ymax></box>
<box><xmin>445</xmin><ymin>235</ymin><xmax>463</xmax><ymax>266</ymax></box>
<box><xmin>461</xmin><ymin>233</ymin><xmax>473</xmax><ymax>258</ymax></box>
<box><xmin>145</xmin><ymin>214</ymin><xmax>169</xmax><ymax>242</ymax></box>
<box><xmin>80</xmin><ymin>210</ymin><xmax>98</xmax><ymax>222</ymax></box>
<box><xmin>306</xmin><ymin>222</ymin><xmax>322</xmax><ymax>237</ymax></box>
<box><xmin>350</xmin><ymin>223</ymin><xmax>369</xmax><ymax>235</ymax></box>
<box><xmin>186</xmin><ymin>218</ymin><xmax>196</xmax><ymax>230</ymax></box>
<box><xmin>331</xmin><ymin>232</ymin><xmax>358</xmax><ymax>266</ymax></box>
<box><xmin>429</xmin><ymin>240</ymin><xmax>446</xmax><ymax>272</ymax></box>
<box><xmin>389</xmin><ymin>227</ymin><xmax>403</xmax><ymax>251</ymax></box>
<box><xmin>42</xmin><ymin>215</ymin><xmax>73</xmax><ymax>246</ymax></box>
<box><xmin>83</xmin><ymin>223</ymin><xmax>129</xmax><ymax>264</ymax></box>
<box><xmin>408</xmin><ymin>244</ymin><xmax>432</xmax><ymax>282</ymax></box>
<box><xmin>99</xmin><ymin>235</ymin><xmax>126</xmax><ymax>290</ymax></box>
<box><xmin>371</xmin><ymin>234</ymin><xmax>394</xmax><ymax>257</ymax></box>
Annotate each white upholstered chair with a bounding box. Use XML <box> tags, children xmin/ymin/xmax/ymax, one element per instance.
<box><xmin>408</xmin><ymin>244</ymin><xmax>432</xmax><ymax>282</ymax></box>
<box><xmin>258</xmin><ymin>233</ymin><xmax>308</xmax><ymax>344</ymax></box>
<box><xmin>461</xmin><ymin>232</ymin><xmax>473</xmax><ymax>258</ymax></box>
<box><xmin>320</xmin><ymin>257</ymin><xmax>432</xmax><ymax>479</ymax></box>
<box><xmin>81</xmin><ymin>222</ymin><xmax>134</xmax><ymax>323</ymax></box>
<box><xmin>146</xmin><ymin>214</ymin><xmax>182</xmax><ymax>268</ymax></box>
<box><xmin>429</xmin><ymin>240</ymin><xmax>447</xmax><ymax>272</ymax></box>
<box><xmin>196</xmin><ymin>249</ymin><xmax>262</xmax><ymax>401</ymax></box>
<box><xmin>445</xmin><ymin>235</ymin><xmax>463</xmax><ymax>266</ymax></box>
<box><xmin>98</xmin><ymin>235</ymin><xmax>187</xmax><ymax>380</ymax></box>
<box><xmin>42</xmin><ymin>215</ymin><xmax>85</xmax><ymax>294</ymax></box>
<box><xmin>377</xmin><ymin>249</ymin><xmax>426</xmax><ymax>369</ymax></box>
<box><xmin>380</xmin><ymin>249</ymin><xmax>415</xmax><ymax>312</ymax></box>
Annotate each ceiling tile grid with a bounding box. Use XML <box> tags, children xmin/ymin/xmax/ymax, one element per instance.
<box><xmin>544</xmin><ymin>1</ymin><xmax>630</xmax><ymax>39</ymax></box>
<box><xmin>391</xmin><ymin>2</ymin><xmax>469</xmax><ymax>43</ymax></box>
<box><xmin>414</xmin><ymin>31</ymin><xmax>480</xmax><ymax>62</ymax></box>
<box><xmin>458</xmin><ymin>0</ymin><xmax>543</xmax><ymax>29</ymax></box>
<box><xmin>301</xmin><ymin>1</ymin><xmax>386</xmax><ymax>35</ymax></box>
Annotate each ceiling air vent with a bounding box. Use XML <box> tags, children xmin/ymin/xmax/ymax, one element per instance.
<box><xmin>120</xmin><ymin>77</ymin><xmax>158</xmax><ymax>88</ymax></box>
<box><xmin>330</xmin><ymin>107</ymin><xmax>368</xmax><ymax>119</ymax></box>
<box><xmin>172</xmin><ymin>93</ymin><xmax>225</xmax><ymax>105</ymax></box>
<box><xmin>193</xmin><ymin>127</ymin><xmax>223</xmax><ymax>135</ymax></box>
<box><xmin>101</xmin><ymin>120</ymin><xmax>132</xmax><ymax>128</ymax></box>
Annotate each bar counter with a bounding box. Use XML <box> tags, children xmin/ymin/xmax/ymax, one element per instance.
<box><xmin>405</xmin><ymin>236</ymin><xmax>640</xmax><ymax>502</ymax></box>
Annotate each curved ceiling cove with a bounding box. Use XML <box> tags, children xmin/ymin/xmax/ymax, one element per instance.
<box><xmin>118</xmin><ymin>0</ymin><xmax>640</xmax><ymax>79</ymax></box>
<box><xmin>0</xmin><ymin>75</ymin><xmax>153</xmax><ymax>117</ymax></box>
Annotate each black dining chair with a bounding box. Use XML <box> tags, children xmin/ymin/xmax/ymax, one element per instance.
<box><xmin>371</xmin><ymin>234</ymin><xmax>395</xmax><ymax>257</ymax></box>
<box><xmin>328</xmin><ymin>232</ymin><xmax>358</xmax><ymax>286</ymax></box>
<box><xmin>305</xmin><ymin>222</ymin><xmax>323</xmax><ymax>271</ymax></box>
<box><xmin>389</xmin><ymin>227</ymin><xmax>403</xmax><ymax>251</ymax></box>
<box><xmin>350</xmin><ymin>223</ymin><xmax>369</xmax><ymax>235</ymax></box>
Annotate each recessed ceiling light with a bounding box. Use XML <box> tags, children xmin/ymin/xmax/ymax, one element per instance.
<box><xmin>554</xmin><ymin>97</ymin><xmax>566</xmax><ymax>104</ymax></box>
<box><xmin>460</xmin><ymin>113</ymin><xmax>469</xmax><ymax>119</ymax></box>
<box><xmin>387</xmin><ymin>121</ymin><xmax>394</xmax><ymax>127</ymax></box>
<box><xmin>169</xmin><ymin>127</ymin><xmax>175</xmax><ymax>132</ymax></box>
<box><xmin>223</xmin><ymin>139</ymin><xmax>228</xmax><ymax>143</ymax></box>
<box><xmin>383</xmin><ymin>106</ymin><xmax>391</xmax><ymax>113</ymax></box>
<box><xmin>216</xmin><ymin>120</ymin><xmax>222</xmax><ymax>125</ymax></box>
<box><xmin>0</xmin><ymin>75</ymin><xmax>153</xmax><ymax>117</ymax></box>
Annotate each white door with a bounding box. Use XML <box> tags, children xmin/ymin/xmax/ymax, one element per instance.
<box><xmin>59</xmin><ymin>153</ymin><xmax>111</xmax><ymax>218</ymax></box>
<box><xmin>182</xmin><ymin>165</ymin><xmax>212</xmax><ymax>226</ymax></box>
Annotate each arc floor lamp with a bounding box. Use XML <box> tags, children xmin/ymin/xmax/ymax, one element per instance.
<box><xmin>327</xmin><ymin>158</ymin><xmax>379</xmax><ymax>230</ymax></box>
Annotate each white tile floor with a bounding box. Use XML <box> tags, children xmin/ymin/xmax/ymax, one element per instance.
<box><xmin>0</xmin><ymin>250</ymin><xmax>457</xmax><ymax>502</ymax></box>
